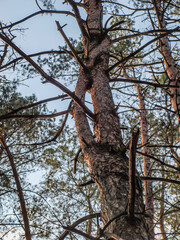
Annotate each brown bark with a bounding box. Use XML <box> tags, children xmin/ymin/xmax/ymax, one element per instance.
<box><xmin>0</xmin><ymin>138</ymin><xmax>31</xmax><ymax>240</ymax></box>
<box><xmin>159</xmin><ymin>171</ymin><xmax>168</xmax><ymax>240</ymax></box>
<box><xmin>136</xmin><ymin>85</ymin><xmax>154</xmax><ymax>239</ymax></box>
<box><xmin>152</xmin><ymin>0</ymin><xmax>180</xmax><ymax>131</ymax></box>
<box><xmin>73</xmin><ymin>1</ymin><xmax>150</xmax><ymax>239</ymax></box>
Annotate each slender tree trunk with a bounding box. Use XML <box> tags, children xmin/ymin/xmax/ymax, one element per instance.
<box><xmin>136</xmin><ymin>85</ymin><xmax>154</xmax><ymax>239</ymax></box>
<box><xmin>159</xmin><ymin>168</ymin><xmax>168</xmax><ymax>240</ymax></box>
<box><xmin>73</xmin><ymin>1</ymin><xmax>150</xmax><ymax>239</ymax></box>
<box><xmin>152</xmin><ymin>0</ymin><xmax>180</xmax><ymax>131</ymax></box>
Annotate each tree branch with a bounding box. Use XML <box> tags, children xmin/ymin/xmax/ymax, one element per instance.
<box><xmin>0</xmin><ymin>33</ymin><xmax>95</xmax><ymax>120</ymax></box>
<box><xmin>140</xmin><ymin>176</ymin><xmax>180</xmax><ymax>185</ymax></box>
<box><xmin>108</xmin><ymin>28</ymin><xmax>179</xmax><ymax>72</ymax></box>
<box><xmin>0</xmin><ymin>110</ymin><xmax>69</xmax><ymax>120</ymax></box>
<box><xmin>0</xmin><ymin>138</ymin><xmax>31</xmax><ymax>240</ymax></box>
<box><xmin>59</xmin><ymin>213</ymin><xmax>100</xmax><ymax>240</ymax></box>
<box><xmin>110</xmin><ymin>78</ymin><xmax>178</xmax><ymax>88</ymax></box>
<box><xmin>0</xmin><ymin>10</ymin><xmax>75</xmax><ymax>31</ymax></box>
<box><xmin>0</xmin><ymin>94</ymin><xmax>68</xmax><ymax>118</ymax></box>
<box><xmin>55</xmin><ymin>21</ymin><xmax>86</xmax><ymax>68</ymax></box>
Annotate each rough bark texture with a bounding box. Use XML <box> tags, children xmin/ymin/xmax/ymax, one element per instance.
<box><xmin>73</xmin><ymin>1</ymin><xmax>150</xmax><ymax>239</ymax></box>
<box><xmin>153</xmin><ymin>0</ymin><xmax>180</xmax><ymax>131</ymax></box>
<box><xmin>136</xmin><ymin>85</ymin><xmax>154</xmax><ymax>239</ymax></box>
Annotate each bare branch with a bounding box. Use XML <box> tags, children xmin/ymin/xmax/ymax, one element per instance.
<box><xmin>0</xmin><ymin>94</ymin><xmax>68</xmax><ymax>118</ymax></box>
<box><xmin>66</xmin><ymin>0</ymin><xmax>89</xmax><ymax>40</ymax></box>
<box><xmin>0</xmin><ymin>110</ymin><xmax>69</xmax><ymax>120</ymax></box>
<box><xmin>73</xmin><ymin>147</ymin><xmax>81</xmax><ymax>174</ymax></box>
<box><xmin>140</xmin><ymin>176</ymin><xmax>180</xmax><ymax>185</ymax></box>
<box><xmin>110</xmin><ymin>78</ymin><xmax>178</xmax><ymax>88</ymax></box>
<box><xmin>0</xmin><ymin>33</ymin><xmax>95</xmax><ymax>119</ymax></box>
<box><xmin>108</xmin><ymin>28</ymin><xmax>179</xmax><ymax>72</ymax></box>
<box><xmin>0</xmin><ymin>138</ymin><xmax>31</xmax><ymax>240</ymax></box>
<box><xmin>55</xmin><ymin>21</ymin><xmax>86</xmax><ymax>69</ymax></box>
<box><xmin>62</xmin><ymin>225</ymin><xmax>98</xmax><ymax>240</ymax></box>
<box><xmin>0</xmin><ymin>10</ymin><xmax>75</xmax><ymax>31</ymax></box>
<box><xmin>59</xmin><ymin>213</ymin><xmax>100</xmax><ymax>240</ymax></box>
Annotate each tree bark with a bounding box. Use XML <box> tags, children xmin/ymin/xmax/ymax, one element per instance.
<box><xmin>73</xmin><ymin>1</ymin><xmax>150</xmax><ymax>239</ymax></box>
<box><xmin>136</xmin><ymin>85</ymin><xmax>154</xmax><ymax>239</ymax></box>
<box><xmin>152</xmin><ymin>0</ymin><xmax>180</xmax><ymax>131</ymax></box>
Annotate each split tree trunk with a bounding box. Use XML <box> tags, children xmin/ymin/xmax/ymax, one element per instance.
<box><xmin>73</xmin><ymin>1</ymin><xmax>150</xmax><ymax>239</ymax></box>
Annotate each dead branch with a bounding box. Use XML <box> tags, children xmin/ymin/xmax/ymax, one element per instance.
<box><xmin>56</xmin><ymin>21</ymin><xmax>86</xmax><ymax>68</ymax></box>
<box><xmin>0</xmin><ymin>33</ymin><xmax>95</xmax><ymax>120</ymax></box>
<box><xmin>128</xmin><ymin>129</ymin><xmax>140</xmax><ymax>221</ymax></box>
<box><xmin>140</xmin><ymin>176</ymin><xmax>180</xmax><ymax>185</ymax></box>
<box><xmin>0</xmin><ymin>110</ymin><xmax>69</xmax><ymax>120</ymax></box>
<box><xmin>0</xmin><ymin>94</ymin><xmax>68</xmax><ymax>118</ymax></box>
<box><xmin>110</xmin><ymin>78</ymin><xmax>178</xmax><ymax>88</ymax></box>
<box><xmin>59</xmin><ymin>213</ymin><xmax>100</xmax><ymax>240</ymax></box>
<box><xmin>0</xmin><ymin>10</ymin><xmax>75</xmax><ymax>31</ymax></box>
<box><xmin>108</xmin><ymin>28</ymin><xmax>179</xmax><ymax>72</ymax></box>
<box><xmin>0</xmin><ymin>138</ymin><xmax>31</xmax><ymax>240</ymax></box>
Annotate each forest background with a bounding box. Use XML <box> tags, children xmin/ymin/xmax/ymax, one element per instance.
<box><xmin>0</xmin><ymin>0</ymin><xmax>179</xmax><ymax>240</ymax></box>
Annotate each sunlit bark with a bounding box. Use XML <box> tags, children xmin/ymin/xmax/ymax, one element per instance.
<box><xmin>153</xmin><ymin>0</ymin><xmax>180</xmax><ymax>131</ymax></box>
<box><xmin>73</xmin><ymin>1</ymin><xmax>150</xmax><ymax>239</ymax></box>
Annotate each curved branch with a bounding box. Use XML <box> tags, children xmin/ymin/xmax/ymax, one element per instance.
<box><xmin>59</xmin><ymin>213</ymin><xmax>100</xmax><ymax>240</ymax></box>
<box><xmin>0</xmin><ymin>10</ymin><xmax>75</xmax><ymax>31</ymax></box>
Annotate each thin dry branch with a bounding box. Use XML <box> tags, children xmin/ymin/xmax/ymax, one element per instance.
<box><xmin>0</xmin><ymin>95</ymin><xmax>68</xmax><ymax>118</ymax></box>
<box><xmin>73</xmin><ymin>147</ymin><xmax>81</xmax><ymax>174</ymax></box>
<box><xmin>140</xmin><ymin>176</ymin><xmax>180</xmax><ymax>185</ymax></box>
<box><xmin>110</xmin><ymin>78</ymin><xmax>178</xmax><ymax>88</ymax></box>
<box><xmin>0</xmin><ymin>110</ymin><xmax>69</xmax><ymax>120</ymax></box>
<box><xmin>137</xmin><ymin>150</ymin><xmax>180</xmax><ymax>172</ymax></box>
<box><xmin>0</xmin><ymin>50</ymin><xmax>78</xmax><ymax>71</ymax></box>
<box><xmin>0</xmin><ymin>138</ymin><xmax>31</xmax><ymax>240</ymax></box>
<box><xmin>62</xmin><ymin>225</ymin><xmax>98</xmax><ymax>240</ymax></box>
<box><xmin>66</xmin><ymin>0</ymin><xmax>89</xmax><ymax>40</ymax></box>
<box><xmin>0</xmin><ymin>10</ymin><xmax>75</xmax><ymax>31</ymax></box>
<box><xmin>0</xmin><ymin>33</ymin><xmax>95</xmax><ymax>119</ymax></box>
<box><xmin>55</xmin><ymin>21</ymin><xmax>86</xmax><ymax>68</ymax></box>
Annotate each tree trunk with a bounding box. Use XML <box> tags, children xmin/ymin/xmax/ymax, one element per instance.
<box><xmin>136</xmin><ymin>85</ymin><xmax>154</xmax><ymax>239</ymax></box>
<box><xmin>73</xmin><ymin>1</ymin><xmax>150</xmax><ymax>239</ymax></box>
<box><xmin>153</xmin><ymin>0</ymin><xmax>180</xmax><ymax>131</ymax></box>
